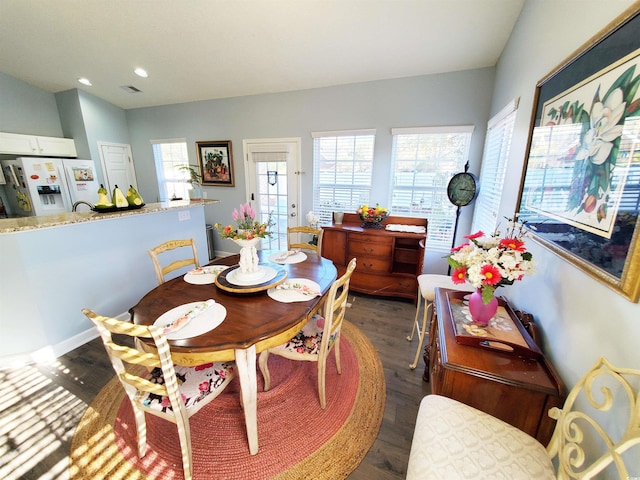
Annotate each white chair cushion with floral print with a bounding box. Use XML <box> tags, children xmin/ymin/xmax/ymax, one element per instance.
<box><xmin>137</xmin><ymin>361</ymin><xmax>235</xmax><ymax>413</ymax></box>
<box><xmin>407</xmin><ymin>394</ymin><xmax>554</xmax><ymax>480</ymax></box>
<box><xmin>274</xmin><ymin>314</ymin><xmax>337</xmax><ymax>356</ymax></box>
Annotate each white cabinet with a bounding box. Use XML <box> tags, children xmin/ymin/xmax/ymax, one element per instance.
<box><xmin>32</xmin><ymin>136</ymin><xmax>77</xmax><ymax>157</ymax></box>
<box><xmin>0</xmin><ymin>132</ymin><xmax>77</xmax><ymax>157</ymax></box>
<box><xmin>0</xmin><ymin>132</ymin><xmax>35</xmax><ymax>155</ymax></box>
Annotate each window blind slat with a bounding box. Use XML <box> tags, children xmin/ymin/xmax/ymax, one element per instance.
<box><xmin>311</xmin><ymin>129</ymin><xmax>376</xmax><ymax>138</ymax></box>
<box><xmin>313</xmin><ymin>132</ymin><xmax>375</xmax><ymax>224</ymax></box>
<box><xmin>391</xmin><ymin>129</ymin><xmax>473</xmax><ymax>249</ymax></box>
<box><xmin>472</xmin><ymin>103</ymin><xmax>518</xmax><ymax>234</ymax></box>
<box><xmin>391</xmin><ymin>125</ymin><xmax>475</xmax><ymax>135</ymax></box>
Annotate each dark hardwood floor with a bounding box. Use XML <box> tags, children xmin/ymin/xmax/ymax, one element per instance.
<box><xmin>0</xmin><ymin>292</ymin><xmax>430</xmax><ymax>479</ymax></box>
<box><xmin>345</xmin><ymin>293</ymin><xmax>431</xmax><ymax>480</ymax></box>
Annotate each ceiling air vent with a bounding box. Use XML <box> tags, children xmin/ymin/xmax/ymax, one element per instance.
<box><xmin>120</xmin><ymin>85</ymin><xmax>142</xmax><ymax>93</ymax></box>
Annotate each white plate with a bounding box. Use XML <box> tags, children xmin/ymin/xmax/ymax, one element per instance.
<box><xmin>183</xmin><ymin>265</ymin><xmax>229</xmax><ymax>285</ymax></box>
<box><xmin>226</xmin><ymin>265</ymin><xmax>278</xmax><ymax>286</ymax></box>
<box><xmin>153</xmin><ymin>301</ymin><xmax>227</xmax><ymax>340</ymax></box>
<box><xmin>267</xmin><ymin>278</ymin><xmax>322</xmax><ymax>303</ymax></box>
<box><xmin>268</xmin><ymin>251</ymin><xmax>308</xmax><ymax>264</ymax></box>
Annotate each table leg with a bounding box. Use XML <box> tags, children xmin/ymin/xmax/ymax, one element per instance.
<box><xmin>235</xmin><ymin>346</ymin><xmax>258</xmax><ymax>455</ymax></box>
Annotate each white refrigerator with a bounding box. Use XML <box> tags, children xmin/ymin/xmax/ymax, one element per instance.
<box><xmin>1</xmin><ymin>157</ymin><xmax>100</xmax><ymax>216</ymax></box>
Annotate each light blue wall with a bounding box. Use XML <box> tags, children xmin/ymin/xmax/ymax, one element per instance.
<box><xmin>126</xmin><ymin>68</ymin><xmax>495</xmax><ymax>264</ymax></box>
<box><xmin>0</xmin><ymin>65</ymin><xmax>495</xmax><ymax>268</ymax></box>
<box><xmin>0</xmin><ymin>78</ymin><xmax>133</xmax><ymax>208</ymax></box>
<box><xmin>0</xmin><ymin>205</ymin><xmax>208</xmax><ymax>363</ymax></box>
<box><xmin>0</xmin><ymin>73</ymin><xmax>68</xmax><ymax>214</ymax></box>
<box><xmin>0</xmin><ymin>72</ymin><xmax>63</xmax><ymax>136</ymax></box>
<box><xmin>55</xmin><ymin>88</ymin><xmax>132</xmax><ymax>186</ymax></box>
<box><xmin>77</xmin><ymin>89</ymin><xmax>131</xmax><ymax>163</ymax></box>
<box><xmin>55</xmin><ymin>89</ymin><xmax>90</xmax><ymax>159</ymax></box>
<box><xmin>488</xmin><ymin>0</ymin><xmax>640</xmax><ymax>388</ymax></box>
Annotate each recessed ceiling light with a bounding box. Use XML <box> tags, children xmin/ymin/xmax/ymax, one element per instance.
<box><xmin>134</xmin><ymin>68</ymin><xmax>148</xmax><ymax>78</ymax></box>
<box><xmin>78</xmin><ymin>77</ymin><xmax>92</xmax><ymax>86</ymax></box>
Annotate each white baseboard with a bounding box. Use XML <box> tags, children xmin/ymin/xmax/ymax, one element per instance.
<box><xmin>0</xmin><ymin>311</ymin><xmax>131</xmax><ymax>369</ymax></box>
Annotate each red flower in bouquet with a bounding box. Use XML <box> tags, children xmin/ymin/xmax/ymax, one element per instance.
<box><xmin>446</xmin><ymin>218</ymin><xmax>535</xmax><ymax>303</ymax></box>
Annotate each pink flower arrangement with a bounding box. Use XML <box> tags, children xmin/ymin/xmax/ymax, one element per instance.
<box><xmin>214</xmin><ymin>202</ymin><xmax>273</xmax><ymax>240</ymax></box>
<box><xmin>446</xmin><ymin>219</ymin><xmax>535</xmax><ymax>303</ymax></box>
<box><xmin>232</xmin><ymin>202</ymin><xmax>257</xmax><ymax>229</ymax></box>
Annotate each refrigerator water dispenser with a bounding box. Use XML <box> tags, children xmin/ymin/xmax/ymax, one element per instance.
<box><xmin>36</xmin><ymin>185</ymin><xmax>63</xmax><ymax>207</ymax></box>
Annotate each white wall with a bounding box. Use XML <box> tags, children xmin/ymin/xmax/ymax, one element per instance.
<box><xmin>490</xmin><ymin>0</ymin><xmax>640</xmax><ymax>386</ymax></box>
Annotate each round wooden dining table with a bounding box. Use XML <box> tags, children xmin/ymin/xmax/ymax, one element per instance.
<box><xmin>129</xmin><ymin>250</ymin><xmax>338</xmax><ymax>455</ymax></box>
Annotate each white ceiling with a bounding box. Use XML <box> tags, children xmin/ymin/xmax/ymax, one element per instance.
<box><xmin>0</xmin><ymin>0</ymin><xmax>524</xmax><ymax>110</ymax></box>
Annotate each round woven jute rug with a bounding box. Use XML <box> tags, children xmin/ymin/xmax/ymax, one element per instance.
<box><xmin>69</xmin><ymin>321</ymin><xmax>385</xmax><ymax>479</ymax></box>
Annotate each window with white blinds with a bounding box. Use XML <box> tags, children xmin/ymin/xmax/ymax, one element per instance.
<box><xmin>151</xmin><ymin>139</ymin><xmax>191</xmax><ymax>201</ymax></box>
<box><xmin>312</xmin><ymin>129</ymin><xmax>375</xmax><ymax>224</ymax></box>
<box><xmin>390</xmin><ymin>126</ymin><xmax>474</xmax><ymax>250</ymax></box>
<box><xmin>471</xmin><ymin>99</ymin><xmax>519</xmax><ymax>234</ymax></box>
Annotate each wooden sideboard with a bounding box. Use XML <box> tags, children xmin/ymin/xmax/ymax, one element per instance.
<box><xmin>427</xmin><ymin>287</ymin><xmax>565</xmax><ymax>445</ymax></box>
<box><xmin>321</xmin><ymin>213</ymin><xmax>427</xmax><ymax>302</ymax></box>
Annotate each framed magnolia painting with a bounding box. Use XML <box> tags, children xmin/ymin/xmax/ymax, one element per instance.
<box><xmin>516</xmin><ymin>4</ymin><xmax>640</xmax><ymax>302</ymax></box>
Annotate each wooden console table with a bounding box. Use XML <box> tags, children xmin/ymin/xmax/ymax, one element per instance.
<box><xmin>427</xmin><ymin>287</ymin><xmax>565</xmax><ymax>445</ymax></box>
<box><xmin>321</xmin><ymin>213</ymin><xmax>426</xmax><ymax>302</ymax></box>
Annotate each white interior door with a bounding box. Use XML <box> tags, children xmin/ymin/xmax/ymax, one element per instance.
<box><xmin>98</xmin><ymin>142</ymin><xmax>138</xmax><ymax>193</ymax></box>
<box><xmin>244</xmin><ymin>138</ymin><xmax>301</xmax><ymax>251</ymax></box>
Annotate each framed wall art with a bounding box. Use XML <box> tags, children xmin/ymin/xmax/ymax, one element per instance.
<box><xmin>196</xmin><ymin>140</ymin><xmax>235</xmax><ymax>187</ymax></box>
<box><xmin>516</xmin><ymin>5</ymin><xmax>640</xmax><ymax>302</ymax></box>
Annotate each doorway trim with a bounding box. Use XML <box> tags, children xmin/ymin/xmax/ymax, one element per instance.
<box><xmin>243</xmin><ymin>137</ymin><xmax>302</xmax><ymax>250</ymax></box>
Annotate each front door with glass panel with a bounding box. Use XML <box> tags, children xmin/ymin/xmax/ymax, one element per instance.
<box><xmin>244</xmin><ymin>138</ymin><xmax>301</xmax><ymax>251</ymax></box>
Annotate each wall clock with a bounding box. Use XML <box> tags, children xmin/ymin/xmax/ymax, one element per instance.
<box><xmin>447</xmin><ymin>172</ymin><xmax>479</xmax><ymax>207</ymax></box>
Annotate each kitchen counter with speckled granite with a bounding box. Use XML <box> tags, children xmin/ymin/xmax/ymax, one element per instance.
<box><xmin>0</xmin><ymin>199</ymin><xmax>219</xmax><ymax>233</ymax></box>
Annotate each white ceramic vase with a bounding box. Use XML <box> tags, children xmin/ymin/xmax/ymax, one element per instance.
<box><xmin>234</xmin><ymin>236</ymin><xmax>263</xmax><ymax>282</ymax></box>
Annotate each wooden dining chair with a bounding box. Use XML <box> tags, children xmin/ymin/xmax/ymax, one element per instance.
<box><xmin>287</xmin><ymin>226</ymin><xmax>324</xmax><ymax>254</ymax></box>
<box><xmin>82</xmin><ymin>308</ymin><xmax>236</xmax><ymax>480</ymax></box>
<box><xmin>258</xmin><ymin>257</ymin><xmax>356</xmax><ymax>409</ymax></box>
<box><xmin>148</xmin><ymin>238</ymin><xmax>199</xmax><ymax>284</ymax></box>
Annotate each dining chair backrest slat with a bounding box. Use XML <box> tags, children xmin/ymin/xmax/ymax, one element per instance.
<box><xmin>82</xmin><ymin>307</ymin><xmax>237</xmax><ymax>480</ymax></box>
<box><xmin>148</xmin><ymin>238</ymin><xmax>200</xmax><ymax>284</ymax></box>
<box><xmin>287</xmin><ymin>226</ymin><xmax>323</xmax><ymax>254</ymax></box>
<box><xmin>258</xmin><ymin>257</ymin><xmax>356</xmax><ymax>409</ymax></box>
<box><xmin>322</xmin><ymin>257</ymin><xmax>356</xmax><ymax>341</ymax></box>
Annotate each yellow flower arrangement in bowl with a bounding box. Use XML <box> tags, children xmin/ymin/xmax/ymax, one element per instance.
<box><xmin>357</xmin><ymin>203</ymin><xmax>389</xmax><ymax>229</ymax></box>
